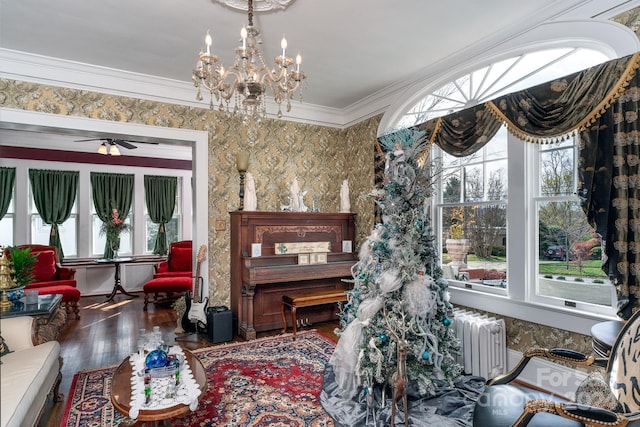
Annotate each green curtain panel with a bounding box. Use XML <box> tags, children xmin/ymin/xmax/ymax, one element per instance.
<box><xmin>144</xmin><ymin>175</ymin><xmax>177</xmax><ymax>255</ymax></box>
<box><xmin>0</xmin><ymin>167</ymin><xmax>16</xmax><ymax>220</ymax></box>
<box><xmin>28</xmin><ymin>169</ymin><xmax>79</xmax><ymax>260</ymax></box>
<box><xmin>378</xmin><ymin>51</ymin><xmax>640</xmax><ymax>319</ymax></box>
<box><xmin>90</xmin><ymin>172</ymin><xmax>134</xmax><ymax>259</ymax></box>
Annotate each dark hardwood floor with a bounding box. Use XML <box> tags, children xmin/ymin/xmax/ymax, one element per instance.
<box><xmin>43</xmin><ymin>293</ymin><xmax>340</xmax><ymax>427</ymax></box>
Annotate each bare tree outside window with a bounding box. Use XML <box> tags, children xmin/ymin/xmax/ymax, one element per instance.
<box><xmin>538</xmin><ymin>144</ymin><xmax>596</xmax><ymax>272</ymax></box>
<box><xmin>465</xmin><ymin>169</ymin><xmax>507</xmax><ymax>259</ymax></box>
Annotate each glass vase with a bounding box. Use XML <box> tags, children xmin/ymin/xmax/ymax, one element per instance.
<box><xmin>110</xmin><ymin>235</ymin><xmax>121</xmax><ymax>259</ymax></box>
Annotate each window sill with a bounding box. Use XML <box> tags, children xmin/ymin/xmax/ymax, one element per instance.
<box><xmin>448</xmin><ymin>285</ymin><xmax>619</xmax><ymax>336</ymax></box>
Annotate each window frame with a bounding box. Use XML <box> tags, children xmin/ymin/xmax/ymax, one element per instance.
<box><xmin>529</xmin><ymin>138</ymin><xmax>615</xmax><ymax>316</ymax></box>
<box><xmin>435</xmin><ymin>128</ymin><xmax>509</xmax><ymax>297</ymax></box>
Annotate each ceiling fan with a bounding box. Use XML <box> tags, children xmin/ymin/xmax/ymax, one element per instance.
<box><xmin>75</xmin><ymin>138</ymin><xmax>158</xmax><ymax>156</ymax></box>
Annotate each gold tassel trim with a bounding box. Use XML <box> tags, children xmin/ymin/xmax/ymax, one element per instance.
<box><xmin>429</xmin><ymin>118</ymin><xmax>443</xmax><ymax>144</ymax></box>
<box><xmin>575</xmin><ymin>51</ymin><xmax>640</xmax><ymax>132</ymax></box>
<box><xmin>485</xmin><ymin>101</ymin><xmax>575</xmax><ymax>144</ymax></box>
<box><xmin>481</xmin><ymin>52</ymin><xmax>640</xmax><ymax>144</ymax></box>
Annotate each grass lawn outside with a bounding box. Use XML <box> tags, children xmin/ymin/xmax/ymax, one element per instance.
<box><xmin>538</xmin><ymin>259</ymin><xmax>607</xmax><ymax>278</ymax></box>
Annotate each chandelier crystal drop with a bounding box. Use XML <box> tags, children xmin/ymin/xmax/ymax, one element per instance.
<box><xmin>192</xmin><ymin>0</ymin><xmax>306</xmax><ymax>121</ymax></box>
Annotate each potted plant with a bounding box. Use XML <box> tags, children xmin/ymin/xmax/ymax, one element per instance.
<box><xmin>445</xmin><ymin>209</ymin><xmax>470</xmax><ymax>268</ymax></box>
<box><xmin>5</xmin><ymin>246</ymin><xmax>37</xmax><ymax>299</ymax></box>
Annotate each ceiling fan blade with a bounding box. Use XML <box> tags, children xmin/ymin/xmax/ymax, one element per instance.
<box><xmin>123</xmin><ymin>139</ymin><xmax>160</xmax><ymax>145</ymax></box>
<box><xmin>74</xmin><ymin>137</ymin><xmax>159</xmax><ymax>149</ymax></box>
<box><xmin>115</xmin><ymin>140</ymin><xmax>137</xmax><ymax>150</ymax></box>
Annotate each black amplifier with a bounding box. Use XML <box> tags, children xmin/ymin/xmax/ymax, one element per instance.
<box><xmin>206</xmin><ymin>306</ymin><xmax>233</xmax><ymax>343</ymax></box>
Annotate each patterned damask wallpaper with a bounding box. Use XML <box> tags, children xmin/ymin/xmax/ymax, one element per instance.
<box><xmin>0</xmin><ymin>75</ymin><xmax>598</xmax><ymax>354</ymax></box>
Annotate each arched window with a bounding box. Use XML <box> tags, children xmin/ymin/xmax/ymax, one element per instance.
<box><xmin>386</xmin><ymin>46</ymin><xmax>621</xmax><ymax>316</ymax></box>
<box><xmin>396</xmin><ymin>48</ymin><xmax>609</xmax><ymax>127</ymax></box>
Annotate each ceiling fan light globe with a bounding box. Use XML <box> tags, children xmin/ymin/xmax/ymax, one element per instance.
<box><xmin>109</xmin><ymin>144</ymin><xmax>121</xmax><ymax>156</ymax></box>
<box><xmin>98</xmin><ymin>143</ymin><xmax>108</xmax><ymax>155</ymax></box>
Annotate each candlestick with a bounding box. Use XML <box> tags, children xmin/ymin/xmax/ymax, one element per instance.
<box><xmin>236</xmin><ymin>152</ymin><xmax>250</xmax><ymax>211</ymax></box>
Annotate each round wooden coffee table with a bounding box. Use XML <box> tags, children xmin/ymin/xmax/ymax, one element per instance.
<box><xmin>110</xmin><ymin>348</ymin><xmax>207</xmax><ymax>426</ymax></box>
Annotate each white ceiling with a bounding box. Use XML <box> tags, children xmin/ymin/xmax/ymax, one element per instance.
<box><xmin>1</xmin><ymin>0</ymin><xmax>638</xmax><ymax>111</ymax></box>
<box><xmin>0</xmin><ymin>0</ymin><xmax>639</xmax><ymax>152</ymax></box>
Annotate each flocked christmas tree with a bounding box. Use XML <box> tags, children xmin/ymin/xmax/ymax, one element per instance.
<box><xmin>329</xmin><ymin>127</ymin><xmax>462</xmax><ymax>418</ymax></box>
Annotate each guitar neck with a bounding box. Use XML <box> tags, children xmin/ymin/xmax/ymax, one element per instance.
<box><xmin>193</xmin><ymin>264</ymin><xmax>202</xmax><ymax>303</ymax></box>
<box><xmin>192</xmin><ymin>245</ymin><xmax>206</xmax><ymax>303</ymax></box>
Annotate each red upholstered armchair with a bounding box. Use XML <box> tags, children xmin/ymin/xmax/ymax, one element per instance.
<box><xmin>16</xmin><ymin>244</ymin><xmax>77</xmax><ymax>289</ymax></box>
<box><xmin>153</xmin><ymin>241</ymin><xmax>192</xmax><ymax>279</ymax></box>
<box><xmin>9</xmin><ymin>244</ymin><xmax>81</xmax><ymax>319</ymax></box>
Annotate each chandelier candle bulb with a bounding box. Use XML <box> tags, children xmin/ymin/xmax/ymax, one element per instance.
<box><xmin>205</xmin><ymin>31</ymin><xmax>212</xmax><ymax>55</ymax></box>
<box><xmin>281</xmin><ymin>36</ymin><xmax>287</xmax><ymax>58</ymax></box>
<box><xmin>241</xmin><ymin>27</ymin><xmax>247</xmax><ymax>50</ymax></box>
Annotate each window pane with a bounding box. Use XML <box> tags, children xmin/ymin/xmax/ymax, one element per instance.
<box><xmin>464</xmin><ymin>165</ymin><xmax>483</xmax><ymax>202</ymax></box>
<box><xmin>486</xmin><ymin>160</ymin><xmax>507</xmax><ymax>201</ymax></box>
<box><xmin>0</xmin><ymin>216</ymin><xmax>14</xmax><ymax>247</ymax></box>
<box><xmin>0</xmin><ymin>193</ymin><xmax>14</xmax><ymax>246</ymax></box>
<box><xmin>539</xmin><ymin>144</ymin><xmax>574</xmax><ymax>196</ymax></box>
<box><xmin>442</xmin><ymin>172</ymin><xmax>461</xmax><ymax>203</ymax></box>
<box><xmin>442</xmin><ymin>151</ymin><xmax>459</xmax><ymax>169</ymax></box>
<box><xmin>537</xmin><ymin>200</ymin><xmax>610</xmax><ymax>306</ymax></box>
<box><xmin>439</xmin><ymin>130</ymin><xmax>508</xmax><ymax>287</ymax></box>
<box><xmin>484</xmin><ymin>130</ymin><xmax>508</xmax><ymax>160</ymax></box>
<box><xmin>465</xmin><ymin>204</ymin><xmax>507</xmax><ymax>260</ymax></box>
<box><xmin>441</xmin><ymin>203</ymin><xmax>507</xmax><ymax>286</ymax></box>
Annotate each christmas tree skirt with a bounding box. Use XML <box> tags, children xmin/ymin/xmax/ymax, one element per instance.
<box><xmin>321</xmin><ymin>355</ymin><xmax>486</xmax><ymax>426</ymax></box>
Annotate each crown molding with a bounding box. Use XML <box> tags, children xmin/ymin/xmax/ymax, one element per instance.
<box><xmin>0</xmin><ymin>48</ymin><xmax>350</xmax><ymax>128</ymax></box>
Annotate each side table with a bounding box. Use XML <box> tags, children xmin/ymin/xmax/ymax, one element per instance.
<box><xmin>94</xmin><ymin>257</ymin><xmax>140</xmax><ymax>302</ymax></box>
<box><xmin>591</xmin><ymin>319</ymin><xmax>624</xmax><ymax>358</ymax></box>
<box><xmin>110</xmin><ymin>348</ymin><xmax>207</xmax><ymax>426</ymax></box>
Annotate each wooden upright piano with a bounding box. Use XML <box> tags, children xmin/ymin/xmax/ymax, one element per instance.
<box><xmin>230</xmin><ymin>211</ymin><xmax>357</xmax><ymax>340</ymax></box>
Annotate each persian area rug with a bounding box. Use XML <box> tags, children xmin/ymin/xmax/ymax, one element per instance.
<box><xmin>60</xmin><ymin>330</ymin><xmax>336</xmax><ymax>427</ymax></box>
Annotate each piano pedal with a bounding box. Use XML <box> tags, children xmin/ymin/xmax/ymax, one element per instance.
<box><xmin>295</xmin><ymin>318</ymin><xmax>313</xmax><ymax>329</ymax></box>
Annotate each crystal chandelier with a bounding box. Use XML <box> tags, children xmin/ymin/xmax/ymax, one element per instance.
<box><xmin>192</xmin><ymin>0</ymin><xmax>306</xmax><ymax>120</ymax></box>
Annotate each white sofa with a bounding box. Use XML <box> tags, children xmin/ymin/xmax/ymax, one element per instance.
<box><xmin>0</xmin><ymin>316</ymin><xmax>62</xmax><ymax>427</ymax></box>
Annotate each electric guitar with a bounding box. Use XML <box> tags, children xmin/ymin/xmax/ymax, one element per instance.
<box><xmin>181</xmin><ymin>245</ymin><xmax>208</xmax><ymax>332</ymax></box>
